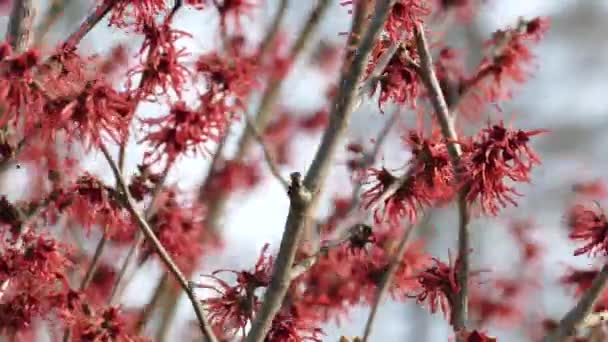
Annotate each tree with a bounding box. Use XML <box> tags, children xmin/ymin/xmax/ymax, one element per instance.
<box><xmin>0</xmin><ymin>0</ymin><xmax>603</xmax><ymax>341</ymax></box>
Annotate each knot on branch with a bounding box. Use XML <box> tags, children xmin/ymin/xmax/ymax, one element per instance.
<box><xmin>288</xmin><ymin>172</ymin><xmax>311</xmax><ymax>207</ymax></box>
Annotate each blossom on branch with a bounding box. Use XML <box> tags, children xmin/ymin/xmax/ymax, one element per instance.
<box><xmin>460</xmin><ymin>121</ymin><xmax>545</xmax><ymax>215</ymax></box>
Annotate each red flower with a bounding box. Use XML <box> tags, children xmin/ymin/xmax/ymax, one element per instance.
<box><xmin>70</xmin><ymin>306</ymin><xmax>148</xmax><ymax>342</ymax></box>
<box><xmin>362</xmin><ymin>168</ymin><xmax>430</xmax><ymax>224</ymax></box>
<box><xmin>200</xmin><ymin>244</ymin><xmax>273</xmax><ymax>337</ymax></box>
<box><xmin>108</xmin><ymin>0</ymin><xmax>169</xmax><ymax>30</ymax></box>
<box><xmin>560</xmin><ymin>266</ymin><xmax>598</xmax><ymax>297</ymax></box>
<box><xmin>266</xmin><ymin>308</ymin><xmax>323</xmax><ymax>342</ymax></box>
<box><xmin>45</xmin><ymin>80</ymin><xmax>133</xmax><ymax>149</ymax></box>
<box><xmin>363</xmin><ymin>131</ymin><xmax>454</xmax><ymax>224</ymax></box>
<box><xmin>412</xmin><ymin>257</ymin><xmax>459</xmax><ymax>321</ymax></box>
<box><xmin>141</xmin><ymin>189</ymin><xmax>218</xmax><ymax>275</ymax></box>
<box><xmin>195</xmin><ymin>50</ymin><xmax>258</xmax><ymax>109</ymax></box>
<box><xmin>368</xmin><ymin>39</ymin><xmax>421</xmax><ymax>110</ymax></box>
<box><xmin>141</xmin><ymin>98</ymin><xmax>232</xmax><ymax>163</ymax></box>
<box><xmin>208</xmin><ymin>0</ymin><xmax>259</xmax><ymax>32</ymax></box>
<box><xmin>51</xmin><ymin>175</ymin><xmax>136</xmax><ymax>242</ymax></box>
<box><xmin>461</xmin><ymin>121</ymin><xmax>545</xmax><ymax>215</ymax></box>
<box><xmin>464</xmin><ymin>17</ymin><xmax>549</xmax><ymax>107</ymax></box>
<box><xmin>128</xmin><ymin>19</ymin><xmax>191</xmax><ymax>98</ymax></box>
<box><xmin>202</xmin><ymin>160</ymin><xmax>261</xmax><ymax>199</ymax></box>
<box><xmin>0</xmin><ymin>233</ymin><xmax>73</xmax><ymax>334</ymax></box>
<box><xmin>384</xmin><ymin>1</ymin><xmax>431</xmax><ymax>42</ymax></box>
<box><xmin>568</xmin><ymin>204</ymin><xmax>608</xmax><ymax>257</ymax></box>
<box><xmin>0</xmin><ymin>44</ymin><xmax>43</xmax><ymax>132</ymax></box>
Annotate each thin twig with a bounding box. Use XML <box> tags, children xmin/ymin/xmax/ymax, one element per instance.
<box><xmin>244</xmin><ymin>115</ymin><xmax>289</xmax><ymax>190</ymax></box>
<box><xmin>63</xmin><ymin>0</ymin><xmax>116</xmax><ymax>51</ymax></box>
<box><xmin>99</xmin><ymin>143</ymin><xmax>217</xmax><ymax>342</ymax></box>
<box><xmin>289</xmin><ymin>237</ymin><xmax>347</xmax><ymax>281</ymax></box>
<box><xmin>108</xmin><ymin>165</ymin><xmax>172</xmax><ymax>305</ymax></box>
<box><xmin>245</xmin><ymin>2</ymin><xmax>396</xmax><ymax>341</ymax></box>
<box><xmin>6</xmin><ymin>0</ymin><xmax>35</xmax><ymax>53</ymax></box>
<box><xmin>328</xmin><ymin>109</ymin><xmax>397</xmax><ymax>241</ymax></box>
<box><xmin>362</xmin><ymin>222</ymin><xmax>416</xmax><ymax>342</ymax></box>
<box><xmin>544</xmin><ymin>265</ymin><xmax>608</xmax><ymax>341</ymax></box>
<box><xmin>413</xmin><ymin>23</ymin><xmax>470</xmax><ymax>334</ymax></box>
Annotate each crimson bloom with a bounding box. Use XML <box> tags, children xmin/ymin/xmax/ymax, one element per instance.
<box><xmin>362</xmin><ymin>131</ymin><xmax>455</xmax><ymax>224</ymax></box>
<box><xmin>129</xmin><ymin>19</ymin><xmax>192</xmax><ymax>98</ymax></box>
<box><xmin>384</xmin><ymin>1</ymin><xmax>431</xmax><ymax>42</ymax></box>
<box><xmin>461</xmin><ymin>121</ymin><xmax>545</xmax><ymax>215</ymax></box>
<box><xmin>50</xmin><ymin>174</ymin><xmax>136</xmax><ymax>242</ymax></box>
<box><xmin>0</xmin><ymin>44</ymin><xmax>43</xmax><ymax>132</ymax></box>
<box><xmin>141</xmin><ymin>189</ymin><xmax>218</xmax><ymax>275</ymax></box>
<box><xmin>199</xmin><ymin>244</ymin><xmax>273</xmax><ymax>337</ymax></box>
<box><xmin>568</xmin><ymin>204</ymin><xmax>608</xmax><ymax>257</ymax></box>
<box><xmin>108</xmin><ymin>0</ymin><xmax>169</xmax><ymax>30</ymax></box>
<box><xmin>141</xmin><ymin>98</ymin><xmax>232</xmax><ymax>163</ymax></box>
<box><xmin>412</xmin><ymin>257</ymin><xmax>460</xmax><ymax>322</ymax></box>
<box><xmin>368</xmin><ymin>38</ymin><xmax>421</xmax><ymax>110</ymax></box>
<box><xmin>464</xmin><ymin>17</ymin><xmax>550</xmax><ymax>108</ymax></box>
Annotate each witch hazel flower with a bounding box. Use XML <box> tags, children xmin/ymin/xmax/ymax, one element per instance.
<box><xmin>128</xmin><ymin>18</ymin><xmax>192</xmax><ymax>99</ymax></box>
<box><xmin>141</xmin><ymin>188</ymin><xmax>218</xmax><ymax>275</ymax></box>
<box><xmin>198</xmin><ymin>244</ymin><xmax>273</xmax><ymax>337</ymax></box>
<box><xmin>411</xmin><ymin>256</ymin><xmax>460</xmax><ymax>322</ymax></box>
<box><xmin>0</xmin><ymin>43</ymin><xmax>43</xmax><ymax>132</ymax></box>
<box><xmin>108</xmin><ymin>0</ymin><xmax>170</xmax><ymax>30</ymax></box>
<box><xmin>367</xmin><ymin>38</ymin><xmax>422</xmax><ymax>110</ymax></box>
<box><xmin>50</xmin><ymin>174</ymin><xmax>136</xmax><ymax>242</ymax></box>
<box><xmin>384</xmin><ymin>1</ymin><xmax>431</xmax><ymax>42</ymax></box>
<box><xmin>141</xmin><ymin>97</ymin><xmax>232</xmax><ymax>163</ymax></box>
<box><xmin>568</xmin><ymin>203</ymin><xmax>608</xmax><ymax>257</ymax></box>
<box><xmin>464</xmin><ymin>17</ymin><xmax>550</xmax><ymax>106</ymax></box>
<box><xmin>362</xmin><ymin>130</ymin><xmax>454</xmax><ymax>224</ymax></box>
<box><xmin>460</xmin><ymin>121</ymin><xmax>545</xmax><ymax>215</ymax></box>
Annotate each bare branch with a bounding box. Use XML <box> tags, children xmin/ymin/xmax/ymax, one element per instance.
<box><xmin>99</xmin><ymin>144</ymin><xmax>217</xmax><ymax>342</ymax></box>
<box><xmin>362</xmin><ymin>222</ymin><xmax>416</xmax><ymax>342</ymax></box>
<box><xmin>245</xmin><ymin>2</ymin><xmax>396</xmax><ymax>341</ymax></box>
<box><xmin>413</xmin><ymin>23</ymin><xmax>470</xmax><ymax>334</ymax></box>
<box><xmin>545</xmin><ymin>265</ymin><xmax>608</xmax><ymax>342</ymax></box>
<box><xmin>6</xmin><ymin>0</ymin><xmax>35</xmax><ymax>53</ymax></box>
<box><xmin>108</xmin><ymin>165</ymin><xmax>172</xmax><ymax>304</ymax></box>
<box><xmin>244</xmin><ymin>115</ymin><xmax>290</xmax><ymax>190</ymax></box>
<box><xmin>63</xmin><ymin>1</ymin><xmax>116</xmax><ymax>51</ymax></box>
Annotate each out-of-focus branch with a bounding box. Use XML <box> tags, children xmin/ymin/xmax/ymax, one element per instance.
<box><xmin>199</xmin><ymin>0</ymin><xmax>331</xmax><ymax>232</ymax></box>
<box><xmin>244</xmin><ymin>115</ymin><xmax>289</xmax><ymax>190</ymax></box>
<box><xmin>6</xmin><ymin>0</ymin><xmax>35</xmax><ymax>53</ymax></box>
<box><xmin>63</xmin><ymin>0</ymin><xmax>116</xmax><ymax>51</ymax></box>
<box><xmin>329</xmin><ymin>111</ymin><xmax>397</xmax><ymax>240</ymax></box>
<box><xmin>362</xmin><ymin>222</ymin><xmax>416</xmax><ymax>342</ymax></box>
<box><xmin>413</xmin><ymin>23</ymin><xmax>470</xmax><ymax>335</ymax></box>
<box><xmin>245</xmin><ymin>2</ymin><xmax>396</xmax><ymax>341</ymax></box>
<box><xmin>107</xmin><ymin>166</ymin><xmax>171</xmax><ymax>305</ymax></box>
<box><xmin>35</xmin><ymin>0</ymin><xmax>74</xmax><ymax>46</ymax></box>
<box><xmin>544</xmin><ymin>265</ymin><xmax>608</xmax><ymax>342</ymax></box>
<box><xmin>99</xmin><ymin>144</ymin><xmax>217</xmax><ymax>342</ymax></box>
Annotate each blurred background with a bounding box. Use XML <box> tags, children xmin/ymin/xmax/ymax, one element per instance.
<box><xmin>1</xmin><ymin>0</ymin><xmax>607</xmax><ymax>340</ymax></box>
